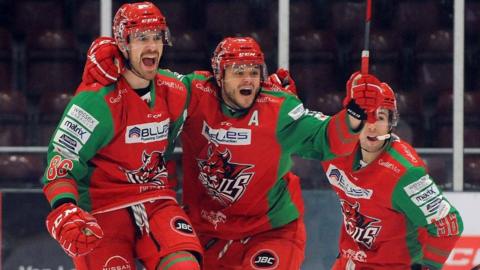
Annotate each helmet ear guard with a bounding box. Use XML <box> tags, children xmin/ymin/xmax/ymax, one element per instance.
<box><xmin>211</xmin><ymin>37</ymin><xmax>267</xmax><ymax>87</ymax></box>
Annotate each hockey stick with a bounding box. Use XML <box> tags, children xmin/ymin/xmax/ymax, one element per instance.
<box><xmin>361</xmin><ymin>0</ymin><xmax>372</xmax><ymax>75</ymax></box>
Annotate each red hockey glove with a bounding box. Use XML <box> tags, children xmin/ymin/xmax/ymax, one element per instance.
<box><xmin>46</xmin><ymin>203</ymin><xmax>103</xmax><ymax>257</ymax></box>
<box><xmin>82</xmin><ymin>37</ymin><xmax>124</xmax><ymax>85</ymax></box>
<box><xmin>343</xmin><ymin>71</ymin><xmax>383</xmax><ymax>123</ymax></box>
<box><xmin>267</xmin><ymin>68</ymin><xmax>297</xmax><ymax>95</ymax></box>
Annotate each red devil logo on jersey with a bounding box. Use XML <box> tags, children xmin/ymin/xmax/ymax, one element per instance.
<box><xmin>340</xmin><ymin>200</ymin><xmax>382</xmax><ymax>249</ymax></box>
<box><xmin>122</xmin><ymin>150</ymin><xmax>167</xmax><ymax>187</ymax></box>
<box><xmin>197</xmin><ymin>144</ymin><xmax>254</xmax><ymax>206</ymax></box>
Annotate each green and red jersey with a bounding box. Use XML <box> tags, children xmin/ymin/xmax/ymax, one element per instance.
<box><xmin>42</xmin><ymin>70</ymin><xmax>188</xmax><ymax>214</ymax></box>
<box><xmin>178</xmin><ymin>71</ymin><xmax>360</xmax><ymax>240</ymax></box>
<box><xmin>322</xmin><ymin>136</ymin><xmax>463</xmax><ymax>269</ymax></box>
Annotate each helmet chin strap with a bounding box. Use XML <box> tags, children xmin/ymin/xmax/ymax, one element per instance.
<box><xmin>375</xmin><ymin>134</ymin><xmax>391</xmax><ymax>141</ymax></box>
<box><xmin>374</xmin><ymin>124</ymin><xmax>394</xmax><ymax>141</ymax></box>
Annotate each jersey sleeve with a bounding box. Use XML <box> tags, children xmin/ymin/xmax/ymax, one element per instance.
<box><xmin>392</xmin><ymin>167</ymin><xmax>463</xmax><ymax>269</ymax></box>
<box><xmin>276</xmin><ymin>94</ymin><xmax>359</xmax><ymax>161</ymax></box>
<box><xmin>41</xmin><ymin>90</ymin><xmax>114</xmax><ymax>208</ymax></box>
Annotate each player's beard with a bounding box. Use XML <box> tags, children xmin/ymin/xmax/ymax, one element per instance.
<box><xmin>221</xmin><ymin>82</ymin><xmax>260</xmax><ymax>111</ymax></box>
<box><xmin>135</xmin><ymin>55</ymin><xmax>159</xmax><ymax>80</ymax></box>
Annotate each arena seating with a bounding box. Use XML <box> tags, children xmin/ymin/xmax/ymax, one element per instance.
<box><xmin>0</xmin><ymin>90</ymin><xmax>28</xmax><ymax>146</ymax></box>
<box><xmin>25</xmin><ymin>29</ymin><xmax>80</xmax><ymax>101</ymax></box>
<box><xmin>0</xmin><ymin>27</ymin><xmax>12</xmax><ymax>90</ymax></box>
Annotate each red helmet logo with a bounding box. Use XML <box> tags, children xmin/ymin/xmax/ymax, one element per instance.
<box><xmin>211</xmin><ymin>37</ymin><xmax>267</xmax><ymax>86</ymax></box>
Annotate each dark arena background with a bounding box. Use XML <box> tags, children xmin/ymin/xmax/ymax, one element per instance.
<box><xmin>0</xmin><ymin>0</ymin><xmax>479</xmax><ymax>269</ymax></box>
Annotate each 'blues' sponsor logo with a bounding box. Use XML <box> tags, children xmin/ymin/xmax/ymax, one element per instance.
<box><xmin>128</xmin><ymin>127</ymin><xmax>141</xmax><ymax>138</ymax></box>
<box><xmin>202</xmin><ymin>122</ymin><xmax>251</xmax><ymax>145</ymax></box>
<box><xmin>125</xmin><ymin>119</ymin><xmax>169</xmax><ymax>144</ymax></box>
<box><xmin>326</xmin><ymin>164</ymin><xmax>373</xmax><ymax>199</ymax></box>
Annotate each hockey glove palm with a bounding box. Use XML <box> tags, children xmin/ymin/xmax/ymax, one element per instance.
<box><xmin>46</xmin><ymin>203</ymin><xmax>103</xmax><ymax>257</ymax></box>
<box><xmin>344</xmin><ymin>71</ymin><xmax>383</xmax><ymax>123</ymax></box>
<box><xmin>82</xmin><ymin>37</ymin><xmax>124</xmax><ymax>85</ymax></box>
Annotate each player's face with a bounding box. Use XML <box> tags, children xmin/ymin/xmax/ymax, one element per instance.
<box><xmin>221</xmin><ymin>64</ymin><xmax>261</xmax><ymax>110</ymax></box>
<box><xmin>359</xmin><ymin>109</ymin><xmax>391</xmax><ymax>153</ymax></box>
<box><xmin>126</xmin><ymin>30</ymin><xmax>164</xmax><ymax>80</ymax></box>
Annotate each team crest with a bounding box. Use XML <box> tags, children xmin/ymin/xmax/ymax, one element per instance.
<box><xmin>121</xmin><ymin>150</ymin><xmax>167</xmax><ymax>187</ymax></box>
<box><xmin>340</xmin><ymin>200</ymin><xmax>382</xmax><ymax>249</ymax></box>
<box><xmin>197</xmin><ymin>145</ymin><xmax>254</xmax><ymax>206</ymax></box>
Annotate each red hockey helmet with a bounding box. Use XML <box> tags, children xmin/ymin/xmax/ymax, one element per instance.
<box><xmin>113</xmin><ymin>2</ymin><xmax>171</xmax><ymax>49</ymax></box>
<box><xmin>211</xmin><ymin>37</ymin><xmax>267</xmax><ymax>86</ymax></box>
<box><xmin>379</xmin><ymin>82</ymin><xmax>399</xmax><ymax>128</ymax></box>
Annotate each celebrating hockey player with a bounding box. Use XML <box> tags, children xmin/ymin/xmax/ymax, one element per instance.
<box><xmin>42</xmin><ymin>2</ymin><xmax>203</xmax><ymax>269</ymax></box>
<box><xmin>321</xmin><ymin>76</ymin><xmax>463</xmax><ymax>269</ymax></box>
<box><xmin>80</xmin><ymin>27</ymin><xmax>391</xmax><ymax>268</ymax></box>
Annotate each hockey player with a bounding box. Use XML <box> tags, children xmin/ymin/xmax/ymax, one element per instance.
<box><xmin>81</xmin><ymin>33</ymin><xmax>390</xmax><ymax>268</ymax></box>
<box><xmin>322</xmin><ymin>78</ymin><xmax>463</xmax><ymax>270</ymax></box>
<box><xmin>42</xmin><ymin>2</ymin><xmax>202</xmax><ymax>270</ymax></box>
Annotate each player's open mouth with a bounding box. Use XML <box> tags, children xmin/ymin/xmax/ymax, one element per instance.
<box><xmin>142</xmin><ymin>57</ymin><xmax>157</xmax><ymax>69</ymax></box>
<box><xmin>239</xmin><ymin>87</ymin><xmax>253</xmax><ymax>96</ymax></box>
<box><xmin>367</xmin><ymin>136</ymin><xmax>378</xmax><ymax>141</ymax></box>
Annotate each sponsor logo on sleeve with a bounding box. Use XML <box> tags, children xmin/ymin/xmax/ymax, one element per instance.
<box><xmin>60</xmin><ymin>117</ymin><xmax>91</xmax><ymax>145</ymax></box>
<box><xmin>404</xmin><ymin>175</ymin><xmax>433</xmax><ymax>196</ymax></box>
<box><xmin>288</xmin><ymin>103</ymin><xmax>305</xmax><ymax>120</ymax></box>
<box><xmin>305</xmin><ymin>109</ymin><xmax>328</xmax><ymax>121</ymax></box>
<box><xmin>125</xmin><ymin>119</ymin><xmax>169</xmax><ymax>144</ymax></box>
<box><xmin>52</xmin><ymin>144</ymin><xmax>79</xmax><ymax>161</ymax></box>
<box><xmin>53</xmin><ymin>130</ymin><xmax>82</xmax><ymax>154</ymax></box>
<box><xmin>426</xmin><ymin>200</ymin><xmax>452</xmax><ymax>223</ymax></box>
<box><xmin>326</xmin><ymin>164</ymin><xmax>373</xmax><ymax>199</ymax></box>
<box><xmin>66</xmin><ymin>104</ymin><xmax>99</xmax><ymax>132</ymax></box>
<box><xmin>202</xmin><ymin>122</ymin><xmax>251</xmax><ymax>145</ymax></box>
<box><xmin>419</xmin><ymin>196</ymin><xmax>444</xmax><ymax>216</ymax></box>
<box><xmin>411</xmin><ymin>184</ymin><xmax>440</xmax><ymax>206</ymax></box>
